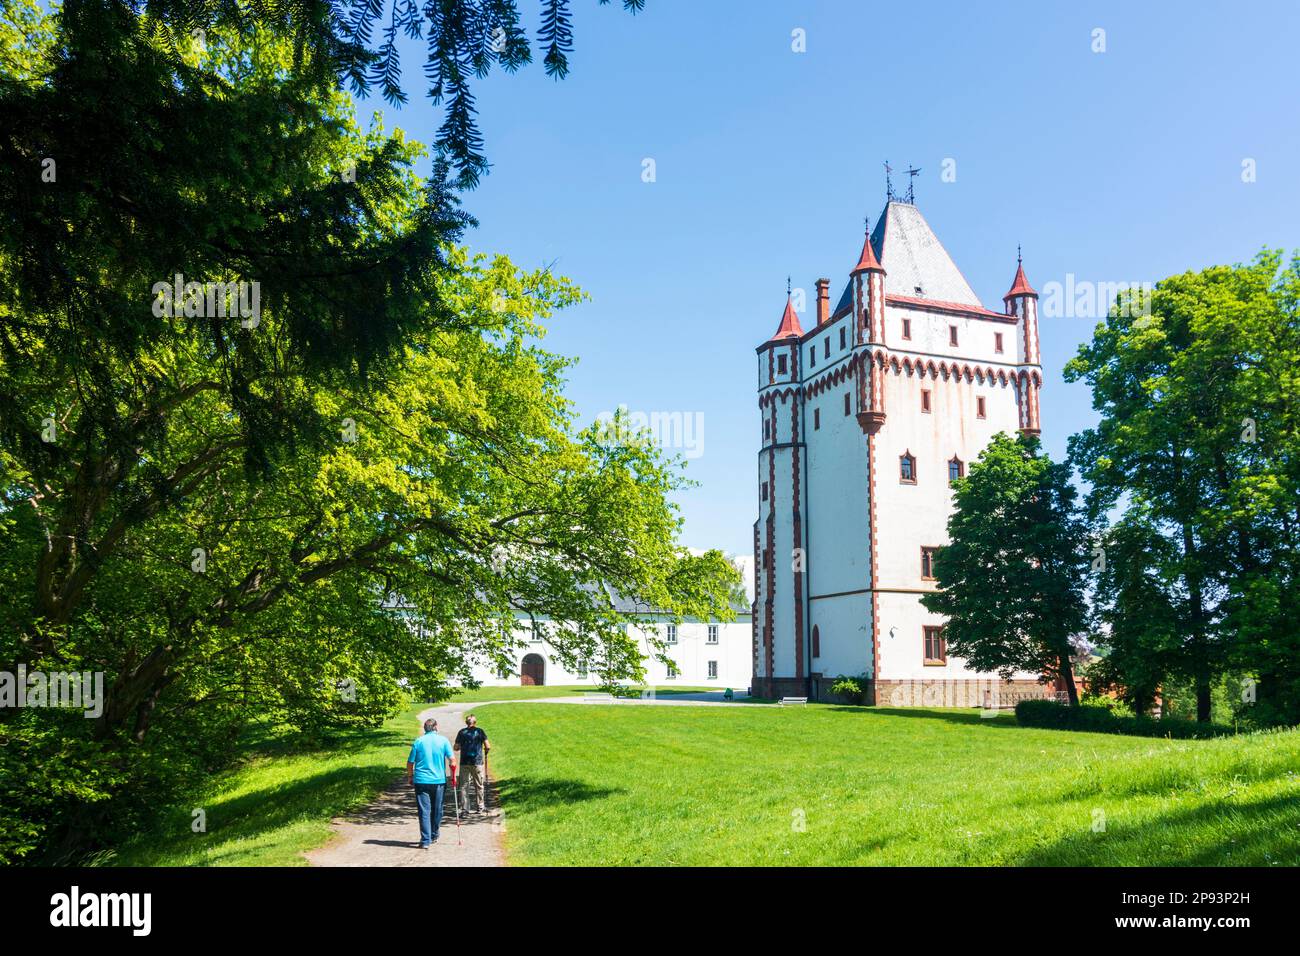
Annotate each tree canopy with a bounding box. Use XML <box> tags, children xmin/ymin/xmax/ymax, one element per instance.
<box><xmin>920</xmin><ymin>432</ymin><xmax>1089</xmax><ymax>706</ymax></box>
<box><xmin>0</xmin><ymin>3</ymin><xmax>734</xmax><ymax>863</ymax></box>
<box><xmin>1066</xmin><ymin>252</ymin><xmax>1300</xmax><ymax>724</ymax></box>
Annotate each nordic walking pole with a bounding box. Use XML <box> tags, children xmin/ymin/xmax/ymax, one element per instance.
<box><xmin>450</xmin><ymin>762</ymin><xmax>462</xmax><ymax>845</ymax></box>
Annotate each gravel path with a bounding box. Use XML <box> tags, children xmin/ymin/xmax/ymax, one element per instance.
<box><xmin>305</xmin><ymin>691</ymin><xmax>765</xmax><ymax>867</ymax></box>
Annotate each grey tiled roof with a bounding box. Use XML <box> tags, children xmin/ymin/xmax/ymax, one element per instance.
<box><xmin>833</xmin><ymin>201</ymin><xmax>982</xmax><ymax>315</ymax></box>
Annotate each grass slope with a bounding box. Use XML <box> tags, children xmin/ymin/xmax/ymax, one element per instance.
<box><xmin>480</xmin><ymin>702</ymin><xmax>1300</xmax><ymax>866</ymax></box>
<box><xmin>110</xmin><ymin>704</ymin><xmax>428</xmax><ymax>867</ymax></box>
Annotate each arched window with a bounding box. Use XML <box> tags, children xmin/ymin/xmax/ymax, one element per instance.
<box><xmin>900</xmin><ymin>452</ymin><xmax>916</xmax><ymax>484</ymax></box>
<box><xmin>812</xmin><ymin>625</ymin><xmax>821</xmax><ymax>658</ymax></box>
<box><xmin>949</xmin><ymin>456</ymin><xmax>964</xmax><ymax>481</ymax></box>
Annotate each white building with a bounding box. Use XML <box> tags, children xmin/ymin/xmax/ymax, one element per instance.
<box><xmin>466</xmin><ymin>603</ymin><xmax>753</xmax><ymax>690</ymax></box>
<box><xmin>753</xmin><ymin>196</ymin><xmax>1050</xmax><ymax>704</ymax></box>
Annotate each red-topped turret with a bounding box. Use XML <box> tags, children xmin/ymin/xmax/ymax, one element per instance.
<box><xmin>1003</xmin><ymin>259</ymin><xmax>1037</xmax><ymax>303</ymax></box>
<box><xmin>769</xmin><ymin>291</ymin><xmax>804</xmax><ymax>341</ymax></box>
<box><xmin>1003</xmin><ymin>249</ymin><xmax>1042</xmax><ymax>436</ymax></box>
<box><xmin>851</xmin><ymin>227</ymin><xmax>884</xmax><ymax>275</ymax></box>
<box><xmin>852</xmin><ymin>220</ymin><xmax>887</xmax><ymax>348</ymax></box>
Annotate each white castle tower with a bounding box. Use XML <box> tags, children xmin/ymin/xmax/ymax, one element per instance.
<box><xmin>752</xmin><ymin>196</ymin><xmax>1048</xmax><ymax>704</ymax></box>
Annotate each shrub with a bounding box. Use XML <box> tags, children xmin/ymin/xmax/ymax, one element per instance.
<box><xmin>1014</xmin><ymin>699</ymin><xmax>1233</xmax><ymax>739</ymax></box>
<box><xmin>830</xmin><ymin>675</ymin><xmax>868</xmax><ymax>706</ymax></box>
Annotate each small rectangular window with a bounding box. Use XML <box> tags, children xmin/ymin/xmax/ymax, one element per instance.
<box><xmin>763</xmin><ymin>419</ymin><xmax>770</xmax><ymax>439</ymax></box>
<box><xmin>576</xmin><ymin>660</ymin><xmax>588</xmax><ymax>678</ymax></box>
<box><xmin>921</xmin><ymin>546</ymin><xmax>938</xmax><ymax>580</ymax></box>
<box><xmin>707</xmin><ymin>661</ymin><xmax>718</xmax><ymax>680</ymax></box>
<box><xmin>814</xmin><ymin>408</ymin><xmax>820</xmax><ymax>430</ymax></box>
<box><xmin>839</xmin><ymin>328</ymin><xmax>846</xmax><ymax>349</ymax></box>
<box><xmin>949</xmin><ymin>325</ymin><xmax>958</xmax><ymax>346</ymax></box>
<box><xmin>921</xmin><ymin>389</ymin><xmax>932</xmax><ymax>413</ymax></box>
<box><xmin>902</xmin><ymin>318</ymin><xmax>912</xmax><ymax>339</ymax></box>
<box><xmin>810</xmin><ymin>347</ymin><xmax>816</xmax><ymax>367</ymax></box>
<box><xmin>977</xmin><ymin>396</ymin><xmax>987</xmax><ymax>419</ymax></box>
<box><xmin>924</xmin><ymin>626</ymin><xmax>947</xmax><ymax>665</ymax></box>
<box><xmin>900</xmin><ymin>453</ymin><xmax>916</xmax><ymax>483</ymax></box>
<box><xmin>824</xmin><ymin>338</ymin><xmax>830</xmax><ymax>358</ymax></box>
<box><xmin>666</xmin><ymin>661</ymin><xmax>678</xmax><ymax>679</ymax></box>
<box><xmin>761</xmin><ymin>482</ymin><xmax>769</xmax><ymax>501</ymax></box>
<box><xmin>844</xmin><ymin>393</ymin><xmax>851</xmax><ymax>416</ymax></box>
<box><xmin>666</xmin><ymin>624</ymin><xmax>678</xmax><ymax>645</ymax></box>
<box><xmin>707</xmin><ymin>625</ymin><xmax>719</xmax><ymax>644</ymax></box>
<box><xmin>778</xmin><ymin>354</ymin><xmax>788</xmax><ymax>375</ymax></box>
<box><xmin>995</xmin><ymin>332</ymin><xmax>1004</xmax><ymax>353</ymax></box>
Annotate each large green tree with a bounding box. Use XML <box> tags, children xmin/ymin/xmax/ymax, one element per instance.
<box><xmin>920</xmin><ymin>433</ymin><xmax>1089</xmax><ymax>706</ymax></box>
<box><xmin>1066</xmin><ymin>253</ymin><xmax>1300</xmax><ymax>724</ymax></box>
<box><xmin>0</xmin><ymin>6</ymin><xmax>735</xmax><ymax>862</ymax></box>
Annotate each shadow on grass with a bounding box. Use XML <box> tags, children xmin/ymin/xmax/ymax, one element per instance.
<box><xmin>112</xmin><ymin>761</ymin><xmax>402</xmax><ymax>865</ymax></box>
<box><xmin>825</xmin><ymin>706</ymin><xmax>1022</xmax><ymax>729</ymax></box>
<box><xmin>1012</xmin><ymin>790</ymin><xmax>1300</xmax><ymax>866</ymax></box>
<box><xmin>494</xmin><ymin>775</ymin><xmax>624</xmax><ymax>815</ymax></box>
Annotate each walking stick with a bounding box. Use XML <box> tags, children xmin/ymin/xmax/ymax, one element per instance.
<box><xmin>450</xmin><ymin>763</ymin><xmax>462</xmax><ymax>846</ymax></box>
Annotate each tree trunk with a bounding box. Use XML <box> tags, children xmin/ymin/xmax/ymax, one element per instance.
<box><xmin>1058</xmin><ymin>653</ymin><xmax>1079</xmax><ymax>706</ymax></box>
<box><xmin>1196</xmin><ymin>678</ymin><xmax>1212</xmax><ymax>723</ymax></box>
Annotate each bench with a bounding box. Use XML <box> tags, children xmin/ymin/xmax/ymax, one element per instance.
<box><xmin>779</xmin><ymin>696</ymin><xmax>808</xmax><ymax>706</ymax></box>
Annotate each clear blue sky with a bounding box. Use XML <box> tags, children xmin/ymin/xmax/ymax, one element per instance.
<box><xmin>362</xmin><ymin>0</ymin><xmax>1300</xmax><ymax>555</ymax></box>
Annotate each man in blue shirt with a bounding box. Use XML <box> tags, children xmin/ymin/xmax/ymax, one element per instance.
<box><xmin>407</xmin><ymin>718</ymin><xmax>456</xmax><ymax>847</ymax></box>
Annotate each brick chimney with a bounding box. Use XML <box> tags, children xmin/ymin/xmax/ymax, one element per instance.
<box><xmin>815</xmin><ymin>278</ymin><xmax>830</xmax><ymax>326</ymax></box>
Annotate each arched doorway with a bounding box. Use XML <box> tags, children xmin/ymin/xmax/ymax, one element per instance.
<box><xmin>521</xmin><ymin>653</ymin><xmax>545</xmax><ymax>686</ymax></box>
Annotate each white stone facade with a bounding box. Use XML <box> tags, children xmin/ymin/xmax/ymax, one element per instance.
<box><xmin>465</xmin><ymin>613</ymin><xmax>753</xmax><ymax>690</ymax></box>
<box><xmin>753</xmin><ymin>200</ymin><xmax>1047</xmax><ymax>702</ymax></box>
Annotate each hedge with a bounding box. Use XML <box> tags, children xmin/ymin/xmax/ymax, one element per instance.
<box><xmin>1014</xmin><ymin>699</ymin><xmax>1233</xmax><ymax>739</ymax></box>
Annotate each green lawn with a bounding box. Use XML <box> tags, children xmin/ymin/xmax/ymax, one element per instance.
<box><xmin>479</xmin><ymin>702</ymin><xmax>1300</xmax><ymax>866</ymax></box>
<box><xmin>445</xmin><ymin>684</ymin><xmax>717</xmax><ymax>703</ymax></box>
<box><xmin>109</xmin><ymin>704</ymin><xmax>428</xmax><ymax>867</ymax></box>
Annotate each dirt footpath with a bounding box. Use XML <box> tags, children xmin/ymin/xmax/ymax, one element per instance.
<box><xmin>305</xmin><ymin>701</ymin><xmax>506</xmax><ymax>868</ymax></box>
<box><xmin>306</xmin><ymin>691</ymin><xmax>764</xmax><ymax>867</ymax></box>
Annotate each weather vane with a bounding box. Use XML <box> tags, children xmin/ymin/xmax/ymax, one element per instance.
<box><xmin>905</xmin><ymin>165</ymin><xmax>921</xmax><ymax>204</ymax></box>
<box><xmin>884</xmin><ymin>160</ymin><xmax>894</xmax><ymax>202</ymax></box>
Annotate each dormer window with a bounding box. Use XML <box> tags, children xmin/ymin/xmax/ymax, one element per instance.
<box><xmin>900</xmin><ymin>452</ymin><xmax>916</xmax><ymax>484</ymax></box>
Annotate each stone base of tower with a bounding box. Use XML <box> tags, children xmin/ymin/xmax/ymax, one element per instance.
<box><xmin>869</xmin><ymin>678</ymin><xmax>1058</xmax><ymax>709</ymax></box>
